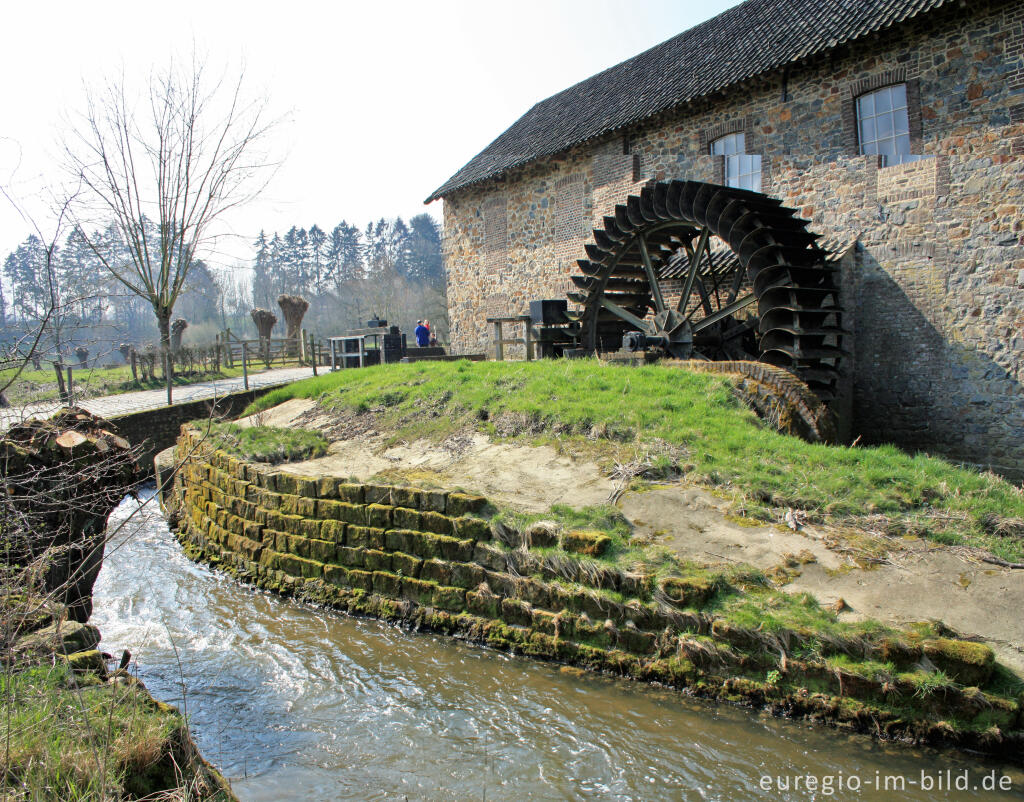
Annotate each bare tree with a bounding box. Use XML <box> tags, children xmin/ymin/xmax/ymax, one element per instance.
<box><xmin>64</xmin><ymin>55</ymin><xmax>278</xmax><ymax>361</ymax></box>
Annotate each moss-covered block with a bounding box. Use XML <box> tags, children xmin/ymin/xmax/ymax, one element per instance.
<box><xmin>420</xmin><ymin>558</ymin><xmax>452</xmax><ymax>585</ymax></box>
<box><xmin>561</xmin><ymin>530</ymin><xmax>612</xmax><ymax>558</ymax></box>
<box><xmin>366</xmin><ymin>504</ymin><xmax>393</xmax><ymax>528</ymax></box>
<box><xmin>922</xmin><ymin>639</ymin><xmax>995</xmax><ymax>686</ymax></box>
<box><xmin>501</xmin><ymin>597</ymin><xmax>533</xmax><ymax>627</ymax></box>
<box><xmin>298</xmin><ymin>518</ymin><xmax>322</xmax><ymax>540</ymax></box>
<box><xmin>467</xmin><ymin>590</ymin><xmax>501</xmax><ymax>618</ymax></box>
<box><xmin>281</xmin><ymin>514</ymin><xmax>307</xmax><ymax>536</ymax></box>
<box><xmin>660</xmin><ymin>576</ymin><xmax>716</xmax><ymax>608</ymax></box>
<box><xmin>452</xmin><ymin>516</ymin><xmax>490</xmax><ymax>541</ymax></box>
<box><xmin>432</xmin><ymin>586</ymin><xmax>466</xmax><ymax>612</ymax></box>
<box><xmin>420</xmin><ymin>490</ymin><xmax>448</xmax><ymax>513</ymax></box>
<box><xmin>324</xmin><ymin>564</ymin><xmax>350</xmax><ymax>587</ymax></box>
<box><xmin>391</xmin><ymin>486</ymin><xmax>422</xmax><ymax>509</ymax></box>
<box><xmin>363</xmin><ymin>549</ymin><xmax>393</xmax><ymax>572</ymax></box>
<box><xmin>337</xmin><ymin>546</ymin><xmax>365</xmax><ymax>568</ymax></box>
<box><xmin>419</xmin><ymin>511</ymin><xmax>453</xmax><ymax>535</ymax></box>
<box><xmin>274</xmin><ymin>472</ymin><xmax>299</xmax><ymax>495</ymax></box>
<box><xmin>317</xmin><ymin>477</ymin><xmax>340</xmax><ymax>499</ymax></box>
<box><xmin>348</xmin><ymin>569</ymin><xmax>373</xmax><ymax>592</ymax></box>
<box><xmin>402</xmin><ymin>577</ymin><xmax>438</xmax><ymax>606</ymax></box>
<box><xmin>483</xmin><ymin>570</ymin><xmax>517</xmax><ymax>598</ymax></box>
<box><xmin>440</xmin><ymin>536</ymin><xmax>475</xmax><ymax>562</ymax></box>
<box><xmin>447</xmin><ymin>492</ymin><xmax>488</xmax><ymax>516</ymax></box>
<box><xmin>321</xmin><ymin>520</ymin><xmax>347</xmax><ymax>544</ymax></box>
<box><xmin>393</xmin><ymin>507</ymin><xmax>422</xmax><ymax>531</ymax></box>
<box><xmin>308</xmin><ymin>538</ymin><xmax>337</xmax><ymax>564</ymax></box>
<box><xmin>257</xmin><ymin>472</ymin><xmax>277</xmax><ymax>491</ymax></box>
<box><xmin>363</xmin><ymin>484</ymin><xmax>392</xmax><ymax>505</ymax></box>
<box><xmin>449</xmin><ymin>562</ymin><xmax>486</xmax><ymax>589</ymax></box>
<box><xmin>348</xmin><ymin>526</ymin><xmax>386</xmax><ymax>550</ymax></box>
<box><xmin>473</xmin><ymin>542</ymin><xmax>508</xmax><ymax>572</ymax></box>
<box><xmin>619</xmin><ymin>626</ymin><xmax>657</xmax><ymax>655</ymax></box>
<box><xmin>318</xmin><ymin>499</ymin><xmax>362</xmax><ymax>525</ymax></box>
<box><xmin>532</xmin><ymin>609</ymin><xmax>559</xmax><ymax>635</ymax></box>
<box><xmin>392</xmin><ymin>552</ymin><xmax>423</xmax><ymax>579</ymax></box>
<box><xmin>373</xmin><ymin>570</ymin><xmax>402</xmax><ymax>597</ymax></box>
<box><xmin>226</xmin><ymin>533</ymin><xmax>263</xmax><ymax>560</ymax></box>
<box><xmin>336</xmin><ymin>483</ymin><xmax>364</xmax><ymax>504</ymax></box>
<box><xmin>281</xmin><ymin>494</ymin><xmax>317</xmax><ymax>517</ymax></box>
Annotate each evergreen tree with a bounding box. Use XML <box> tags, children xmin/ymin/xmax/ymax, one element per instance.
<box><xmin>309</xmin><ymin>224</ymin><xmax>326</xmax><ymax>295</ymax></box>
<box><xmin>406</xmin><ymin>213</ymin><xmax>443</xmax><ymax>286</ymax></box>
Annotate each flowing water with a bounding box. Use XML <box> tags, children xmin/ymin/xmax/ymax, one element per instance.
<box><xmin>91</xmin><ymin>488</ymin><xmax>1024</xmax><ymax>801</ymax></box>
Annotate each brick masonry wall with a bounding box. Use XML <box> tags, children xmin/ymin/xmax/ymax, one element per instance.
<box><xmin>163</xmin><ymin>431</ymin><xmax>1023</xmax><ymax>750</ymax></box>
<box><xmin>440</xmin><ymin>0</ymin><xmax>1024</xmax><ymax>477</ymax></box>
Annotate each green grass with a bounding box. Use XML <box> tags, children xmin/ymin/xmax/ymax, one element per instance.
<box><xmin>245</xmin><ymin>359</ymin><xmax>1024</xmax><ymax>562</ymax></box>
<box><xmin>0</xmin><ymin>363</ymin><xmax>252</xmax><ymax>405</ymax></box>
<box><xmin>200</xmin><ymin>422</ymin><xmax>329</xmax><ymax>464</ymax></box>
<box><xmin>0</xmin><ymin>663</ymin><xmax>188</xmax><ymax>800</ymax></box>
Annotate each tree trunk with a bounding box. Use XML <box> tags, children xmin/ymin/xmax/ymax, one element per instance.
<box><xmin>157</xmin><ymin>312</ymin><xmax>172</xmax><ymax>380</ymax></box>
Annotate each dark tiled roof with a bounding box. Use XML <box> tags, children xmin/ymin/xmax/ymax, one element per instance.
<box><xmin>426</xmin><ymin>0</ymin><xmax>953</xmax><ymax>202</ymax></box>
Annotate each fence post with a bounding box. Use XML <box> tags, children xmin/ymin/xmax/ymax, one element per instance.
<box><xmin>242</xmin><ymin>342</ymin><xmax>249</xmax><ymax>390</ymax></box>
<box><xmin>66</xmin><ymin>365</ymin><xmax>74</xmax><ymax>406</ymax></box>
<box><xmin>311</xmin><ymin>337</ymin><xmax>317</xmax><ymax>376</ymax></box>
<box><xmin>300</xmin><ymin>329</ymin><xmax>307</xmax><ymax>364</ymax></box>
<box><xmin>53</xmin><ymin>362</ymin><xmax>68</xmax><ymax>404</ymax></box>
<box><xmin>214</xmin><ymin>334</ymin><xmax>221</xmax><ymax>372</ymax></box>
<box><xmin>225</xmin><ymin>328</ymin><xmax>233</xmax><ymax>367</ymax></box>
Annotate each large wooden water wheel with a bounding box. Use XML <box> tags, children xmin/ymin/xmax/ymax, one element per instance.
<box><xmin>560</xmin><ymin>180</ymin><xmax>844</xmax><ymax>401</ymax></box>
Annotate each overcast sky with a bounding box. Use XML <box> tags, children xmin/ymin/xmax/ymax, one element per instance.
<box><xmin>0</xmin><ymin>0</ymin><xmax>740</xmax><ymax>272</ymax></box>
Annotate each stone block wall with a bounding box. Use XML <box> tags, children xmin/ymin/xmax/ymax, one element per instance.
<box><xmin>439</xmin><ymin>0</ymin><xmax>1024</xmax><ymax>477</ymax></box>
<box><xmin>163</xmin><ymin>427</ymin><xmax>1024</xmax><ymax>756</ymax></box>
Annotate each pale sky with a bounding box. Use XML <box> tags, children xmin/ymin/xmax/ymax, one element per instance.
<box><xmin>0</xmin><ymin>0</ymin><xmax>740</xmax><ymax>272</ymax></box>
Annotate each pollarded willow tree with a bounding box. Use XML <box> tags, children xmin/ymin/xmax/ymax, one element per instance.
<box><xmin>64</xmin><ymin>55</ymin><xmax>278</xmax><ymax>358</ymax></box>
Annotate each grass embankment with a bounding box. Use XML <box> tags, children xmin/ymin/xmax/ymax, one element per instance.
<box><xmin>2</xmin><ymin>595</ymin><xmax>235</xmax><ymax>801</ymax></box>
<box><xmin>0</xmin><ymin>363</ymin><xmax>250</xmax><ymax>406</ymax></box>
<box><xmin>247</xmin><ymin>359</ymin><xmax>1024</xmax><ymax>564</ymax></box>
<box><xmin>200</xmin><ymin>421</ymin><xmax>329</xmax><ymax>464</ymax></box>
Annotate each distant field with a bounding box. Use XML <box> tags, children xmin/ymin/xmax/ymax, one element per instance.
<box><xmin>0</xmin><ymin>362</ymin><xmax>248</xmax><ymax>406</ymax></box>
<box><xmin>247</xmin><ymin>358</ymin><xmax>1024</xmax><ymax>563</ymax></box>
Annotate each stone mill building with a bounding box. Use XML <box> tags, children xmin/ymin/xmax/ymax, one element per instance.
<box><xmin>426</xmin><ymin>0</ymin><xmax>1024</xmax><ymax>479</ymax></box>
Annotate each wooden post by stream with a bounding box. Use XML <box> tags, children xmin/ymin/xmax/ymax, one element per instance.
<box><xmin>311</xmin><ymin>337</ymin><xmax>318</xmax><ymax>376</ymax></box>
<box><xmin>66</xmin><ymin>366</ymin><xmax>74</xmax><ymax>406</ymax></box>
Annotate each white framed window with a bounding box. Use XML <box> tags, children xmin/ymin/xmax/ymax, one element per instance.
<box><xmin>711</xmin><ymin>132</ymin><xmax>762</xmax><ymax>192</ymax></box>
<box><xmin>857</xmin><ymin>84</ymin><xmax>917</xmax><ymax>166</ymax></box>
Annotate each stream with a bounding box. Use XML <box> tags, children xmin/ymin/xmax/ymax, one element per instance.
<box><xmin>90</xmin><ymin>488</ymin><xmax>1023</xmax><ymax>800</ymax></box>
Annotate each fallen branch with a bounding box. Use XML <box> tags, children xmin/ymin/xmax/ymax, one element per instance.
<box><xmin>981</xmin><ymin>555</ymin><xmax>1024</xmax><ymax>569</ymax></box>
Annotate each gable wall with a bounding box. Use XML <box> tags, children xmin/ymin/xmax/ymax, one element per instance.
<box><xmin>441</xmin><ymin>0</ymin><xmax>1024</xmax><ymax>477</ymax></box>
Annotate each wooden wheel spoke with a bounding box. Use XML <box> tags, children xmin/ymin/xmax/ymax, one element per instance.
<box><xmin>637</xmin><ymin>234</ymin><xmax>666</xmax><ymax>314</ymax></box>
<box><xmin>599</xmin><ymin>297</ymin><xmax>650</xmax><ymax>332</ymax></box>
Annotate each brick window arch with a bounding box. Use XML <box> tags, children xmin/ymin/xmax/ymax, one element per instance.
<box><xmin>843</xmin><ymin>69</ymin><xmax>923</xmax><ymax>163</ymax></box>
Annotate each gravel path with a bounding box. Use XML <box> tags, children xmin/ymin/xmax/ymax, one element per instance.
<box><xmin>0</xmin><ymin>366</ymin><xmax>315</xmax><ymax>430</ymax></box>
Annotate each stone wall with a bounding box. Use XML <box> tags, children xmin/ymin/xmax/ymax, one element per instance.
<box><xmin>164</xmin><ymin>428</ymin><xmax>1024</xmax><ymax>757</ymax></box>
<box><xmin>439</xmin><ymin>0</ymin><xmax>1024</xmax><ymax>477</ymax></box>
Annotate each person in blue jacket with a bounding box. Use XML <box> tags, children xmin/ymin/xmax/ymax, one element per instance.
<box><xmin>414</xmin><ymin>320</ymin><xmax>429</xmax><ymax>347</ymax></box>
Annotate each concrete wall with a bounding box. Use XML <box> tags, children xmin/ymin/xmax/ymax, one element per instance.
<box><xmin>440</xmin><ymin>0</ymin><xmax>1024</xmax><ymax>477</ymax></box>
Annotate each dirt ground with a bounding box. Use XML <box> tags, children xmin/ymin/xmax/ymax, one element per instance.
<box><xmin>245</xmin><ymin>399</ymin><xmax>1024</xmax><ymax>675</ymax></box>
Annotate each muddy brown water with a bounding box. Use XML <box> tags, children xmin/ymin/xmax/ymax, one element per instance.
<box><xmin>91</xmin><ymin>488</ymin><xmax>1024</xmax><ymax>801</ymax></box>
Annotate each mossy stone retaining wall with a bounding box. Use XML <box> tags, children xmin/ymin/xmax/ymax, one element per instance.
<box><xmin>164</xmin><ymin>426</ymin><xmax>1024</xmax><ymax>762</ymax></box>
